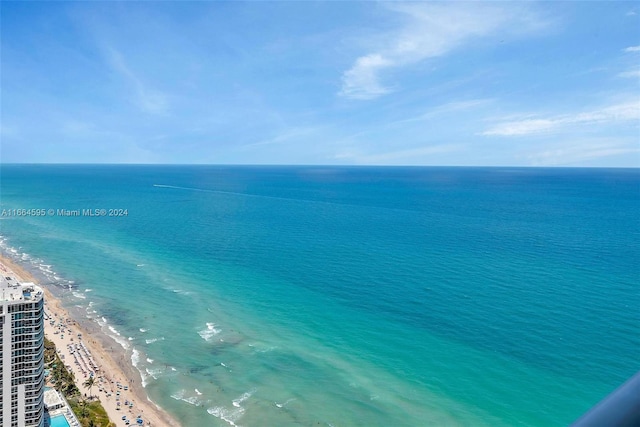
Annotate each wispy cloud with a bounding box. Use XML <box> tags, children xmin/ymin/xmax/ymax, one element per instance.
<box><xmin>243</xmin><ymin>126</ymin><xmax>325</xmax><ymax>148</ymax></box>
<box><xmin>484</xmin><ymin>119</ymin><xmax>556</xmax><ymax>136</ymax></box>
<box><xmin>339</xmin><ymin>3</ymin><xmax>545</xmax><ymax>100</ymax></box>
<box><xmin>624</xmin><ymin>45</ymin><xmax>640</xmax><ymax>52</ymax></box>
<box><xmin>482</xmin><ymin>101</ymin><xmax>640</xmax><ymax>136</ymax></box>
<box><xmin>526</xmin><ymin>139</ymin><xmax>640</xmax><ymax>166</ymax></box>
<box><xmin>340</xmin><ymin>54</ymin><xmax>393</xmax><ymax>99</ymax></box>
<box><xmin>618</xmin><ymin>69</ymin><xmax>640</xmax><ymax>78</ymax></box>
<box><xmin>105</xmin><ymin>46</ymin><xmax>169</xmax><ymax>114</ymax></box>
<box><xmin>335</xmin><ymin>144</ymin><xmax>463</xmax><ymax>165</ymax></box>
<box><xmin>399</xmin><ymin>99</ymin><xmax>492</xmax><ymax>124</ymax></box>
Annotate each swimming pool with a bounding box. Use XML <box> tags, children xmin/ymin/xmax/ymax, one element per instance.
<box><xmin>50</xmin><ymin>414</ymin><xmax>71</xmax><ymax>427</ymax></box>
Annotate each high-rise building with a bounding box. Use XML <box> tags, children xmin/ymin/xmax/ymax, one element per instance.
<box><xmin>1</xmin><ymin>275</ymin><xmax>45</xmax><ymax>427</ymax></box>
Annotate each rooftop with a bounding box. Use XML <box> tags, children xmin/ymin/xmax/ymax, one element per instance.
<box><xmin>1</xmin><ymin>273</ymin><xmax>43</xmax><ymax>303</ymax></box>
<box><xmin>44</xmin><ymin>388</ymin><xmax>65</xmax><ymax>411</ymax></box>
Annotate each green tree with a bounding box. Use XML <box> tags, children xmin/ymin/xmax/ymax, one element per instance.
<box><xmin>83</xmin><ymin>376</ymin><xmax>96</xmax><ymax>399</ymax></box>
<box><xmin>80</xmin><ymin>397</ymin><xmax>88</xmax><ymax>419</ymax></box>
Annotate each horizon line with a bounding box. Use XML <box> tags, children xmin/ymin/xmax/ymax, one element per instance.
<box><xmin>0</xmin><ymin>162</ymin><xmax>638</xmax><ymax>169</ymax></box>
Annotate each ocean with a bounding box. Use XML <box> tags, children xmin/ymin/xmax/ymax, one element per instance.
<box><xmin>0</xmin><ymin>165</ymin><xmax>638</xmax><ymax>426</ymax></box>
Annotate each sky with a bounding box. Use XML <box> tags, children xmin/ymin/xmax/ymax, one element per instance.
<box><xmin>1</xmin><ymin>1</ymin><xmax>639</xmax><ymax>166</ymax></box>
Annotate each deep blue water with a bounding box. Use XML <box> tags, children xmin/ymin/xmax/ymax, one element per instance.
<box><xmin>1</xmin><ymin>165</ymin><xmax>638</xmax><ymax>426</ymax></box>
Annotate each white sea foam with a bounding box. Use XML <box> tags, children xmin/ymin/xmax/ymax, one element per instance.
<box><xmin>145</xmin><ymin>337</ymin><xmax>165</xmax><ymax>344</ymax></box>
<box><xmin>95</xmin><ymin>317</ymin><xmax>129</xmax><ymax>349</ymax></box>
<box><xmin>232</xmin><ymin>389</ymin><xmax>256</xmax><ymax>408</ymax></box>
<box><xmin>275</xmin><ymin>398</ymin><xmax>295</xmax><ymax>408</ymax></box>
<box><xmin>131</xmin><ymin>348</ymin><xmax>141</xmax><ymax>367</ymax></box>
<box><xmin>139</xmin><ymin>372</ymin><xmax>149</xmax><ymax>388</ymax></box>
<box><xmin>171</xmin><ymin>389</ymin><xmax>204</xmax><ymax>406</ymax></box>
<box><xmin>207</xmin><ymin>406</ymin><xmax>245</xmax><ymax>427</ymax></box>
<box><xmin>145</xmin><ymin>367</ymin><xmax>163</xmax><ymax>380</ymax></box>
<box><xmin>171</xmin><ymin>389</ymin><xmax>186</xmax><ymax>401</ymax></box>
<box><xmin>72</xmin><ymin>291</ymin><xmax>86</xmax><ymax>299</ymax></box>
<box><xmin>132</xmin><ymin>348</ymin><xmax>154</xmax><ymax>388</ymax></box>
<box><xmin>198</xmin><ymin>322</ymin><xmax>222</xmax><ymax>342</ymax></box>
<box><xmin>139</xmin><ymin>328</ymin><xmax>148</xmax><ymax>333</ymax></box>
<box><xmin>106</xmin><ymin>325</ymin><xmax>129</xmax><ymax>349</ymax></box>
<box><xmin>85</xmin><ymin>288</ymin><xmax>93</xmax><ymax>292</ymax></box>
<box><xmin>195</xmin><ymin>389</ymin><xmax>202</xmax><ymax>395</ymax></box>
<box><xmin>186</xmin><ymin>396</ymin><xmax>201</xmax><ymax>405</ymax></box>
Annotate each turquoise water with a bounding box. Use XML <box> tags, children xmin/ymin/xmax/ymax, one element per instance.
<box><xmin>1</xmin><ymin>165</ymin><xmax>638</xmax><ymax>426</ymax></box>
<box><xmin>49</xmin><ymin>414</ymin><xmax>71</xmax><ymax>427</ymax></box>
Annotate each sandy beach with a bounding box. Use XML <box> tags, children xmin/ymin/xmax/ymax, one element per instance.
<box><xmin>0</xmin><ymin>255</ymin><xmax>181</xmax><ymax>427</ymax></box>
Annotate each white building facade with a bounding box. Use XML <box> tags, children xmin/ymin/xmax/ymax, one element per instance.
<box><xmin>1</xmin><ymin>277</ymin><xmax>45</xmax><ymax>427</ymax></box>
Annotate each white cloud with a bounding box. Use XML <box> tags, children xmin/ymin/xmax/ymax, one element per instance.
<box><xmin>105</xmin><ymin>47</ymin><xmax>169</xmax><ymax>114</ymax></box>
<box><xmin>482</xmin><ymin>101</ymin><xmax>640</xmax><ymax>136</ymax></box>
<box><xmin>340</xmin><ymin>54</ymin><xmax>393</xmax><ymax>100</ymax></box>
<box><xmin>624</xmin><ymin>46</ymin><xmax>640</xmax><ymax>52</ymax></box>
<box><xmin>339</xmin><ymin>3</ymin><xmax>545</xmax><ymax>100</ymax></box>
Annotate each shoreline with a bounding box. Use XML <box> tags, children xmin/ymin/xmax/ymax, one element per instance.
<box><xmin>0</xmin><ymin>254</ymin><xmax>182</xmax><ymax>427</ymax></box>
